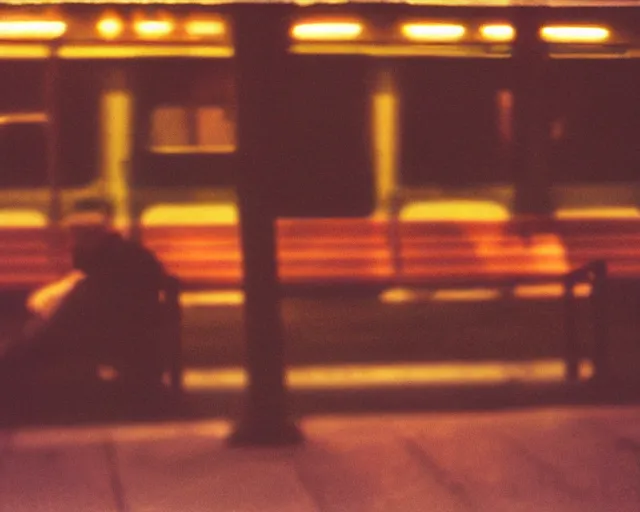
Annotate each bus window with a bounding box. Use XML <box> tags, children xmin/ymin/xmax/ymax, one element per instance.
<box><xmin>150</xmin><ymin>105</ymin><xmax>235</xmax><ymax>153</ymax></box>
<box><xmin>0</xmin><ymin>62</ymin><xmax>48</xmax><ymax>188</ymax></box>
<box><xmin>399</xmin><ymin>58</ymin><xmax>512</xmax><ymax>187</ymax></box>
<box><xmin>0</xmin><ymin>61</ymin><xmax>99</xmax><ymax>189</ymax></box>
<box><xmin>136</xmin><ymin>60</ymin><xmax>236</xmax><ymax>187</ymax></box>
<box><xmin>0</xmin><ymin>120</ymin><xmax>47</xmax><ymax>188</ymax></box>
<box><xmin>0</xmin><ymin>62</ymin><xmax>45</xmax><ymax>112</ymax></box>
<box><xmin>274</xmin><ymin>55</ymin><xmax>373</xmax><ymax>216</ymax></box>
<box><xmin>57</xmin><ymin>61</ymin><xmax>100</xmax><ymax>187</ymax></box>
<box><xmin>548</xmin><ymin>59</ymin><xmax>640</xmax><ymax>183</ymax></box>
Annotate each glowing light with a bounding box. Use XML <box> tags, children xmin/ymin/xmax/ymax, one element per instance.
<box><xmin>180</xmin><ymin>290</ymin><xmax>244</xmax><ymax>306</ymax></box>
<box><xmin>184</xmin><ymin>359</ymin><xmax>594</xmax><ymax>391</ymax></box>
<box><xmin>135</xmin><ymin>19</ymin><xmax>174</xmax><ymax>39</ymax></box>
<box><xmin>0</xmin><ymin>112</ymin><xmax>47</xmax><ymax>125</ymax></box>
<box><xmin>96</xmin><ymin>15</ymin><xmax>124</xmax><ymax>39</ymax></box>
<box><xmin>514</xmin><ymin>283</ymin><xmax>592</xmax><ymax>299</ymax></box>
<box><xmin>0</xmin><ymin>43</ymin><xmax>50</xmax><ymax>58</ymax></box>
<box><xmin>291</xmin><ymin>21</ymin><xmax>363</xmax><ymax>41</ymax></box>
<box><xmin>540</xmin><ymin>25</ymin><xmax>610</xmax><ymax>43</ymax></box>
<box><xmin>379</xmin><ymin>287</ymin><xmax>420</xmax><ymax>304</ymax></box>
<box><xmin>555</xmin><ymin>207</ymin><xmax>640</xmax><ymax>219</ymax></box>
<box><xmin>0</xmin><ymin>209</ymin><xmax>47</xmax><ymax>227</ymax></box>
<box><xmin>480</xmin><ymin>23</ymin><xmax>515</xmax><ymax>42</ymax></box>
<box><xmin>0</xmin><ymin>20</ymin><xmax>66</xmax><ymax>39</ymax></box>
<box><xmin>141</xmin><ymin>204</ymin><xmax>238</xmax><ymax>226</ymax></box>
<box><xmin>185</xmin><ymin>19</ymin><xmax>225</xmax><ymax>37</ymax></box>
<box><xmin>58</xmin><ymin>45</ymin><xmax>232</xmax><ymax>58</ymax></box>
<box><xmin>401</xmin><ymin>23</ymin><xmax>466</xmax><ymax>42</ymax></box>
<box><xmin>399</xmin><ymin>200</ymin><xmax>510</xmax><ymax>221</ymax></box>
<box><xmin>432</xmin><ymin>288</ymin><xmax>501</xmax><ymax>302</ymax></box>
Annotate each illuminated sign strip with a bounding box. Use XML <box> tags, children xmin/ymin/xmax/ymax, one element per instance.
<box><xmin>57</xmin><ymin>44</ymin><xmax>233</xmax><ymax>58</ymax></box>
<box><xmin>540</xmin><ymin>25</ymin><xmax>610</xmax><ymax>43</ymax></box>
<box><xmin>291</xmin><ymin>21</ymin><xmax>363</xmax><ymax>41</ymax></box>
<box><xmin>0</xmin><ymin>20</ymin><xmax>66</xmax><ymax>39</ymax></box>
<box><xmin>0</xmin><ymin>42</ymin><xmax>50</xmax><ymax>58</ymax></box>
<box><xmin>480</xmin><ymin>23</ymin><xmax>515</xmax><ymax>42</ymax></box>
<box><xmin>401</xmin><ymin>23</ymin><xmax>466</xmax><ymax>42</ymax></box>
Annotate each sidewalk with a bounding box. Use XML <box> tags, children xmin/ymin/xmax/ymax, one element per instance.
<box><xmin>2</xmin><ymin>404</ymin><xmax>640</xmax><ymax>511</ymax></box>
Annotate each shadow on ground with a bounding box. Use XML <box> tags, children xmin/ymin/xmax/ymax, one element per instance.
<box><xmin>2</xmin><ymin>373</ymin><xmax>640</xmax><ymax>430</ymax></box>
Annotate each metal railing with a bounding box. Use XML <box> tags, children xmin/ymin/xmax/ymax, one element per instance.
<box><xmin>563</xmin><ymin>259</ymin><xmax>608</xmax><ymax>383</ymax></box>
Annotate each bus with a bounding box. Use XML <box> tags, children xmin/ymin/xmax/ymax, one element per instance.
<box><xmin>1</xmin><ymin>0</ymin><xmax>640</xmax><ymax>292</ymax></box>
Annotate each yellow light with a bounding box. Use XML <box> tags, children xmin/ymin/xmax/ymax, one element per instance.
<box><xmin>555</xmin><ymin>207</ymin><xmax>640</xmax><ymax>219</ymax></box>
<box><xmin>141</xmin><ymin>203</ymin><xmax>238</xmax><ymax>226</ymax></box>
<box><xmin>185</xmin><ymin>19</ymin><xmax>225</xmax><ymax>38</ymax></box>
<box><xmin>514</xmin><ymin>283</ymin><xmax>591</xmax><ymax>299</ymax></box>
<box><xmin>135</xmin><ymin>19</ymin><xmax>174</xmax><ymax>39</ymax></box>
<box><xmin>0</xmin><ymin>20</ymin><xmax>66</xmax><ymax>39</ymax></box>
<box><xmin>96</xmin><ymin>16</ymin><xmax>123</xmax><ymax>39</ymax></box>
<box><xmin>480</xmin><ymin>23</ymin><xmax>515</xmax><ymax>42</ymax></box>
<box><xmin>401</xmin><ymin>23</ymin><xmax>466</xmax><ymax>42</ymax></box>
<box><xmin>399</xmin><ymin>200</ymin><xmax>510</xmax><ymax>221</ymax></box>
<box><xmin>540</xmin><ymin>25</ymin><xmax>610</xmax><ymax>43</ymax></box>
<box><xmin>291</xmin><ymin>21</ymin><xmax>363</xmax><ymax>41</ymax></box>
<box><xmin>432</xmin><ymin>288</ymin><xmax>501</xmax><ymax>302</ymax></box>
<box><xmin>183</xmin><ymin>360</ymin><xmax>594</xmax><ymax>391</ymax></box>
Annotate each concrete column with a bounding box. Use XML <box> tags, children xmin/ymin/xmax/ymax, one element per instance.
<box><xmin>229</xmin><ymin>4</ymin><xmax>302</xmax><ymax>446</ymax></box>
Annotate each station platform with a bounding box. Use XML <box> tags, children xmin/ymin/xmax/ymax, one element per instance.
<box><xmin>2</xmin><ymin>394</ymin><xmax>640</xmax><ymax>511</ymax></box>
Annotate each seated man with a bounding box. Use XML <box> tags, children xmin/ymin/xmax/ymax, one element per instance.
<box><xmin>0</xmin><ymin>199</ymin><xmax>168</xmax><ymax>392</ymax></box>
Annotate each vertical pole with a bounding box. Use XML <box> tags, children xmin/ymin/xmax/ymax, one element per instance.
<box><xmin>591</xmin><ymin>260</ymin><xmax>609</xmax><ymax>382</ymax></box>
<box><xmin>100</xmin><ymin>67</ymin><xmax>133</xmax><ymax>237</ymax></box>
<box><xmin>372</xmin><ymin>63</ymin><xmax>402</xmax><ymax>279</ymax></box>
<box><xmin>229</xmin><ymin>5</ymin><xmax>302</xmax><ymax>446</ymax></box>
<box><xmin>563</xmin><ymin>276</ymin><xmax>579</xmax><ymax>382</ymax></box>
<box><xmin>45</xmin><ymin>49</ymin><xmax>61</xmax><ymax>224</ymax></box>
<box><xmin>45</xmin><ymin>47</ymin><xmax>64</xmax><ymax>271</ymax></box>
<box><xmin>511</xmin><ymin>9</ymin><xmax>551</xmax><ymax>218</ymax></box>
<box><xmin>372</xmin><ymin>63</ymin><xmax>399</xmax><ymax>217</ymax></box>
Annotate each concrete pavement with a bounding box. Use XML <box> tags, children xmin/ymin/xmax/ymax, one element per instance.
<box><xmin>2</xmin><ymin>404</ymin><xmax>640</xmax><ymax>511</ymax></box>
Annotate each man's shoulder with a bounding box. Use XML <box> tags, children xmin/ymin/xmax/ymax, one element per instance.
<box><xmin>102</xmin><ymin>233</ymin><xmax>164</xmax><ymax>271</ymax></box>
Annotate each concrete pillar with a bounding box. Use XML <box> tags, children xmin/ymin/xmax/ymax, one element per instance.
<box><xmin>229</xmin><ymin>4</ymin><xmax>302</xmax><ymax>446</ymax></box>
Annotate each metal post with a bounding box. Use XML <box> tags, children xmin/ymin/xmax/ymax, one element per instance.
<box><xmin>100</xmin><ymin>67</ymin><xmax>133</xmax><ymax>237</ymax></box>
<box><xmin>563</xmin><ymin>276</ymin><xmax>579</xmax><ymax>382</ymax></box>
<box><xmin>372</xmin><ymin>63</ymin><xmax>399</xmax><ymax>217</ymax></box>
<box><xmin>165</xmin><ymin>275</ymin><xmax>183</xmax><ymax>396</ymax></box>
<box><xmin>591</xmin><ymin>260</ymin><xmax>609</xmax><ymax>382</ymax></box>
<box><xmin>228</xmin><ymin>5</ymin><xmax>302</xmax><ymax>446</ymax></box>
<box><xmin>44</xmin><ymin>46</ymin><xmax>65</xmax><ymax>271</ymax></box>
<box><xmin>511</xmin><ymin>10</ymin><xmax>551</xmax><ymax>217</ymax></box>
<box><xmin>45</xmin><ymin>48</ymin><xmax>61</xmax><ymax>225</ymax></box>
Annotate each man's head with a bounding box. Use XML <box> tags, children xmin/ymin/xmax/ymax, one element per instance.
<box><xmin>63</xmin><ymin>199</ymin><xmax>114</xmax><ymax>253</ymax></box>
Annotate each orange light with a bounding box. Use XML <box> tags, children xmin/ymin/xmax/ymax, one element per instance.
<box><xmin>480</xmin><ymin>23</ymin><xmax>515</xmax><ymax>42</ymax></box>
<box><xmin>135</xmin><ymin>19</ymin><xmax>174</xmax><ymax>39</ymax></box>
<box><xmin>96</xmin><ymin>15</ymin><xmax>123</xmax><ymax>39</ymax></box>
<box><xmin>185</xmin><ymin>19</ymin><xmax>225</xmax><ymax>38</ymax></box>
<box><xmin>514</xmin><ymin>283</ymin><xmax>592</xmax><ymax>299</ymax></box>
<box><xmin>0</xmin><ymin>20</ymin><xmax>66</xmax><ymax>39</ymax></box>
<box><xmin>290</xmin><ymin>21</ymin><xmax>363</xmax><ymax>41</ymax></box>
<box><xmin>540</xmin><ymin>25</ymin><xmax>610</xmax><ymax>43</ymax></box>
<box><xmin>401</xmin><ymin>22</ymin><xmax>466</xmax><ymax>42</ymax></box>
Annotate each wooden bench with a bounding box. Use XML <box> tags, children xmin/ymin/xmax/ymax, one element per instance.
<box><xmin>386</xmin><ymin>260</ymin><xmax>610</xmax><ymax>383</ymax></box>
